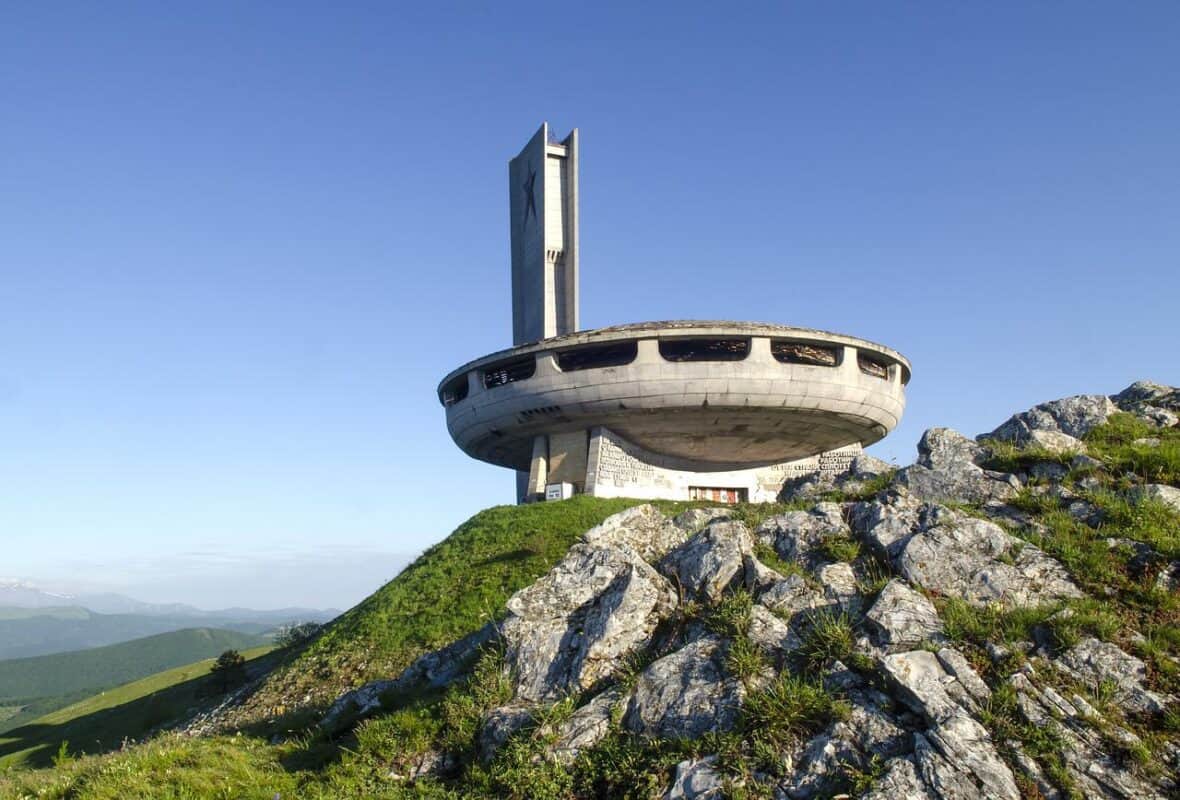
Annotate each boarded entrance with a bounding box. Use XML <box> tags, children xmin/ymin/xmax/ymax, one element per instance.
<box><xmin>688</xmin><ymin>486</ymin><xmax>748</xmax><ymax>504</ymax></box>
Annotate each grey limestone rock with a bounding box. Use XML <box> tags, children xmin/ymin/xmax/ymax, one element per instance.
<box><xmin>1157</xmin><ymin>561</ymin><xmax>1180</xmax><ymax>593</ymax></box>
<box><xmin>1023</xmin><ymin>429</ymin><xmax>1087</xmax><ymax>454</ymax></box>
<box><xmin>664</xmin><ymin>756</ymin><xmax>725</xmax><ymax>799</ymax></box>
<box><xmin>865</xmin><ymin>579</ymin><xmax>944</xmax><ymax>650</ymax></box>
<box><xmin>851</xmin><ymin>489</ymin><xmax>925</xmax><ymax>558</ymax></box>
<box><xmin>986</xmin><ymin>393</ymin><xmax>1116</xmax><ymax>444</ymax></box>
<box><xmin>747</xmin><ymin>603</ymin><xmax>802</xmax><ymax>662</ymax></box>
<box><xmin>757</xmin><ymin>573</ymin><xmax>827</xmax><ymax>620</ymax></box>
<box><xmin>816</xmin><ymin>561</ymin><xmax>861</xmax><ymax>613</ymax></box>
<box><xmin>550</xmin><ymin>687</ymin><xmax>622</xmax><ymax>764</ymax></box>
<box><xmin>672</xmin><ymin>507</ymin><xmax>732</xmax><ymax>535</ymax></box>
<box><xmin>502</xmin><ymin>541</ymin><xmax>677</xmax><ymax>701</ymax></box>
<box><xmin>1055</xmin><ymin>637</ymin><xmax>1171</xmax><ymax>716</ymax></box>
<box><xmin>623</xmin><ymin>636</ymin><xmax>744</xmax><ymax>738</ymax></box>
<box><xmin>894</xmin><ymin>461</ymin><xmax>1021</xmax><ymax>506</ymax></box>
<box><xmin>1130</xmin><ymin>483</ymin><xmax>1180</xmax><ymax>513</ymax></box>
<box><xmin>883</xmin><ymin>650</ymin><xmax>1020</xmax><ymax>800</ymax></box>
<box><xmin>896</xmin><ymin>514</ymin><xmax>1081</xmax><ymax>607</ymax></box>
<box><xmin>849</xmin><ymin>452</ymin><xmax>896</xmax><ymax>479</ymax></box>
<box><xmin>659</xmin><ymin>520</ymin><xmax>753</xmax><ymax>602</ymax></box>
<box><xmin>893</xmin><ymin>427</ymin><xmax>1023</xmax><ymax>505</ymax></box>
<box><xmin>583</xmin><ymin>504</ymin><xmax>687</xmax><ymax>563</ymax></box>
<box><xmin>1029</xmin><ymin>460</ymin><xmax>1070</xmax><ymax>482</ymax></box>
<box><xmin>916</xmin><ymin>427</ymin><xmax>987</xmax><ymax>471</ymax></box>
<box><xmin>781</xmin><ymin>683</ymin><xmax>912</xmax><ymax>799</ymax></box>
<box><xmin>1114</xmin><ymin>380</ymin><xmax>1180</xmax><ymax>426</ymax></box>
<box><xmin>861</xmin><ymin>757</ymin><xmax>935</xmax><ymax>800</ymax></box>
<box><xmin>1008</xmin><ymin>669</ymin><xmax>1174</xmax><ymax>799</ymax></box>
<box><xmin>743</xmin><ymin>553</ymin><xmax>786</xmax><ymax>595</ymax></box>
<box><xmin>755</xmin><ymin>503</ymin><xmax>849</xmax><ymax>566</ymax></box>
<box><xmin>935</xmin><ymin>648</ymin><xmax>990</xmax><ymax>704</ymax></box>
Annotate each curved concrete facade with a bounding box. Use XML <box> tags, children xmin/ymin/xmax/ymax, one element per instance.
<box><xmin>439</xmin><ymin>321</ymin><xmax>909</xmax><ymax>473</ymax></box>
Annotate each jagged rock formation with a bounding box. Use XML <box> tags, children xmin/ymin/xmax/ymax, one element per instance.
<box><xmin>307</xmin><ymin>381</ymin><xmax>1180</xmax><ymax>798</ymax></box>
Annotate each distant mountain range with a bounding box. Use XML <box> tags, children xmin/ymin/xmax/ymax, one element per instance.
<box><xmin>0</xmin><ymin>579</ymin><xmax>338</xmax><ymax>622</ymax></box>
<box><xmin>0</xmin><ymin>580</ymin><xmax>338</xmax><ymax>660</ymax></box>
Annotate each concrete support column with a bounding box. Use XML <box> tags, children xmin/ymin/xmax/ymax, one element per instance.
<box><xmin>839</xmin><ymin>346</ymin><xmax>858</xmax><ymax>379</ymax></box>
<box><xmin>748</xmin><ymin>336</ymin><xmax>775</xmax><ymax>364</ymax></box>
<box><xmin>548</xmin><ymin>430</ymin><xmax>589</xmax><ymax>490</ymax></box>
<box><xmin>524</xmin><ymin>435</ymin><xmax>548</xmax><ymax>501</ymax></box>
<box><xmin>534</xmin><ymin>353</ymin><xmax>560</xmax><ymax>378</ymax></box>
<box><xmin>635</xmin><ymin>338</ymin><xmax>661</xmax><ymax>364</ymax></box>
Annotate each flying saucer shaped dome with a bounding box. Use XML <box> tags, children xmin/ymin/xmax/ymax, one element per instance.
<box><xmin>438</xmin><ymin>321</ymin><xmax>909</xmax><ymax>473</ymax></box>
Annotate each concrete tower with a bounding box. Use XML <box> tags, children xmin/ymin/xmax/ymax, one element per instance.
<box><xmin>441</xmin><ymin>124</ymin><xmax>911</xmax><ymax>506</ymax></box>
<box><xmin>509</xmin><ymin>123</ymin><xmax>579</xmax><ymax>346</ymax></box>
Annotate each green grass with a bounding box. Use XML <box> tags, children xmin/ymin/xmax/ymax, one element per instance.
<box><xmin>978</xmin><ymin>438</ymin><xmax>1080</xmax><ymax>474</ymax></box>
<box><xmin>1084</xmin><ymin>412</ymin><xmax>1180</xmax><ymax>486</ymax></box>
<box><xmin>0</xmin><ymin>645</ymin><xmax>275</xmax><ymax>770</ymax></box>
<box><xmin>817</xmin><ymin>535</ymin><xmax>861</xmax><ymax>563</ymax></box>
<box><xmin>797</xmin><ymin>609</ymin><xmax>855</xmax><ymax>672</ymax></box>
<box><xmin>212</xmin><ymin>497</ymin><xmax>661</xmax><ymax>734</ymax></box>
<box><xmin>4</xmin><ymin>458</ymin><xmax>1176</xmax><ymax>798</ymax></box>
<box><xmin>740</xmin><ymin>673</ymin><xmax>849</xmax><ymax>762</ymax></box>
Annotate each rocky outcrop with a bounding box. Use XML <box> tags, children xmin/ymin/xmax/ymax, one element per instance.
<box><xmin>1055</xmin><ymin>638</ymin><xmax>1172</xmax><ymax>716</ymax></box>
<box><xmin>755</xmin><ymin>503</ymin><xmax>849</xmax><ymax>565</ymax></box>
<box><xmin>659</xmin><ymin>520</ymin><xmax>753</xmax><ymax>602</ymax></box>
<box><xmin>664</xmin><ymin>757</ymin><xmax>725</xmax><ymax>799</ymax></box>
<box><xmin>985</xmin><ymin>394</ymin><xmax>1116</xmax><ymax>448</ymax></box>
<box><xmin>622</xmin><ymin>636</ymin><xmax>744</xmax><ymax>738</ymax></box>
<box><xmin>1114</xmin><ymin>380</ymin><xmax>1180</xmax><ymax>427</ymax></box>
<box><xmin>1130</xmin><ymin>483</ymin><xmax>1180</xmax><ymax>512</ymax></box>
<box><xmin>895</xmin><ymin>428</ymin><xmax>1021</xmax><ymax>504</ymax></box>
<box><xmin>501</xmin><ymin>540</ymin><xmax>678</xmax><ymax>701</ymax></box>
<box><xmin>865</xmin><ymin>579</ymin><xmax>944</xmax><ymax>650</ymax></box>
<box><xmin>883</xmin><ymin>650</ymin><xmax>1020</xmax><ymax>800</ymax></box>
<box><xmin>305</xmin><ymin>382</ymin><xmax>1179</xmax><ymax>800</ymax></box>
<box><xmin>895</xmin><ymin>514</ymin><xmax>1081</xmax><ymax>607</ymax></box>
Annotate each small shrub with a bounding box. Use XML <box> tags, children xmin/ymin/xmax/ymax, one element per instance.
<box><xmin>819</xmin><ymin>535</ymin><xmax>861</xmax><ymax>563</ymax></box>
<box><xmin>725</xmin><ymin>635</ymin><xmax>767</xmax><ymax>684</ymax></box>
<box><xmin>753</xmin><ymin>544</ymin><xmax>807</xmax><ymax>579</ymax></box>
<box><xmin>209</xmin><ymin>649</ymin><xmax>247</xmax><ymax>693</ymax></box>
<box><xmin>706</xmin><ymin>590</ymin><xmax>754</xmax><ymax>638</ymax></box>
<box><xmin>742</xmin><ymin>673</ymin><xmax>848</xmax><ymax>754</ymax></box>
<box><xmin>799</xmin><ymin>609</ymin><xmax>854</xmax><ymax>671</ymax></box>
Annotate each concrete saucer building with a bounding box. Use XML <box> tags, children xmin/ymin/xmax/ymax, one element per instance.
<box><xmin>439</xmin><ymin>124</ymin><xmax>910</xmax><ymax>503</ymax></box>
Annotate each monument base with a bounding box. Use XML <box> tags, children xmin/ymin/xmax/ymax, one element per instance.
<box><xmin>520</xmin><ymin>426</ymin><xmax>861</xmax><ymax>504</ymax></box>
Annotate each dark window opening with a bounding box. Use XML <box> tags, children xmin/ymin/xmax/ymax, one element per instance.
<box><xmin>482</xmin><ymin>356</ymin><xmax>536</xmax><ymax>389</ymax></box>
<box><xmin>857</xmin><ymin>352</ymin><xmax>890</xmax><ymax>379</ymax></box>
<box><xmin>556</xmin><ymin>341</ymin><xmax>638</xmax><ymax>371</ymax></box>
<box><xmin>439</xmin><ymin>375</ymin><xmax>469</xmax><ymax>407</ymax></box>
<box><xmin>771</xmin><ymin>341</ymin><xmax>839</xmax><ymax>367</ymax></box>
<box><xmin>659</xmin><ymin>338</ymin><xmax>750</xmax><ymax>362</ymax></box>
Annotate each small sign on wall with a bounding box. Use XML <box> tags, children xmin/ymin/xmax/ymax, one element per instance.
<box><xmin>545</xmin><ymin>482</ymin><xmax>575</xmax><ymax>501</ymax></box>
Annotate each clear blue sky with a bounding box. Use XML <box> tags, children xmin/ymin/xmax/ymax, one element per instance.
<box><xmin>2</xmin><ymin>3</ymin><xmax>1176</xmax><ymax>609</ymax></box>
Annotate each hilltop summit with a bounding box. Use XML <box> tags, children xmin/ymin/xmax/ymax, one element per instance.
<box><xmin>4</xmin><ymin>380</ymin><xmax>1179</xmax><ymax>799</ymax></box>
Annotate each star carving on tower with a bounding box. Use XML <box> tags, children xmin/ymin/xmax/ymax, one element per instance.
<box><xmin>522</xmin><ymin>163</ymin><xmax>537</xmax><ymax>225</ymax></box>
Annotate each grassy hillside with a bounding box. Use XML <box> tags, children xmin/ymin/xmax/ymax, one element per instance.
<box><xmin>0</xmin><ymin>610</ymin><xmax>272</xmax><ymax>660</ymax></box>
<box><xmin>0</xmin><ymin>628</ymin><xmax>268</xmax><ymax>714</ymax></box>
<box><xmin>4</xmin><ymin>415</ymin><xmax>1172</xmax><ymax>800</ymax></box>
<box><xmin>217</xmin><ymin>496</ymin><xmax>662</xmax><ymax>733</ymax></box>
<box><xmin>0</xmin><ymin>645</ymin><xmax>275</xmax><ymax>769</ymax></box>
